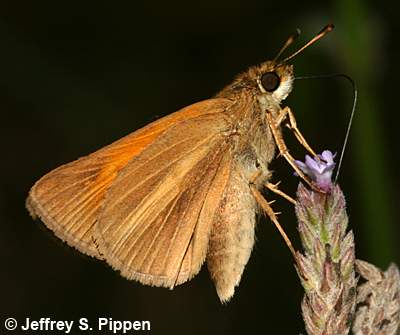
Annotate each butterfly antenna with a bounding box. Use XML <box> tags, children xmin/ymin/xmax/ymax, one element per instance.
<box><xmin>273</xmin><ymin>28</ymin><xmax>301</xmax><ymax>63</ymax></box>
<box><xmin>281</xmin><ymin>24</ymin><xmax>334</xmax><ymax>63</ymax></box>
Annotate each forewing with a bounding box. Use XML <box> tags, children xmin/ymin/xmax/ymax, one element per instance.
<box><xmin>27</xmin><ymin>98</ymin><xmax>233</xmax><ymax>258</ymax></box>
<box><xmin>96</xmin><ymin>113</ymin><xmax>232</xmax><ymax>288</ymax></box>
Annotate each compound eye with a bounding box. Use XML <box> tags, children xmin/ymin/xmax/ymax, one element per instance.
<box><xmin>260</xmin><ymin>72</ymin><xmax>280</xmax><ymax>92</ymax></box>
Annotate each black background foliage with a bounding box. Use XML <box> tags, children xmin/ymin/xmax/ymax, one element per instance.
<box><xmin>1</xmin><ymin>1</ymin><xmax>399</xmax><ymax>334</ymax></box>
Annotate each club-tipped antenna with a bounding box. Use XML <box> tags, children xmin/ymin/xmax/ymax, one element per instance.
<box><xmin>280</xmin><ymin>24</ymin><xmax>334</xmax><ymax>63</ymax></box>
<box><xmin>295</xmin><ymin>73</ymin><xmax>357</xmax><ymax>182</ymax></box>
<box><xmin>273</xmin><ymin>28</ymin><xmax>301</xmax><ymax>63</ymax></box>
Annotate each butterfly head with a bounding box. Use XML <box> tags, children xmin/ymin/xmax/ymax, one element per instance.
<box><xmin>255</xmin><ymin>61</ymin><xmax>294</xmax><ymax>104</ymax></box>
<box><xmin>248</xmin><ymin>24</ymin><xmax>334</xmax><ymax>112</ymax></box>
<box><xmin>216</xmin><ymin>60</ymin><xmax>294</xmax><ymax>108</ymax></box>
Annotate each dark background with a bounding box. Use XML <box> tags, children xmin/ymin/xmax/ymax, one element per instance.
<box><xmin>1</xmin><ymin>1</ymin><xmax>399</xmax><ymax>334</ymax></box>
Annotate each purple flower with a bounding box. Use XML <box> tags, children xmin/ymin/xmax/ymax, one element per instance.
<box><xmin>295</xmin><ymin>150</ymin><xmax>336</xmax><ymax>192</ymax></box>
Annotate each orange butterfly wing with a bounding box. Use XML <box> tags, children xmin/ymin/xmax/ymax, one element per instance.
<box><xmin>27</xmin><ymin>98</ymin><xmax>234</xmax><ymax>258</ymax></box>
<box><xmin>95</xmin><ymin>112</ymin><xmax>232</xmax><ymax>288</ymax></box>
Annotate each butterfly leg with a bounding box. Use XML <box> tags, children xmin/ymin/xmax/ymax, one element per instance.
<box><xmin>250</xmin><ymin>186</ymin><xmax>296</xmax><ymax>257</ymax></box>
<box><xmin>275</xmin><ymin>106</ymin><xmax>318</xmax><ymax>158</ymax></box>
<box><xmin>284</xmin><ymin>106</ymin><xmax>318</xmax><ymax>158</ymax></box>
<box><xmin>266</xmin><ymin>110</ymin><xmax>317</xmax><ymax>190</ymax></box>
<box><xmin>264</xmin><ymin>181</ymin><xmax>296</xmax><ymax>205</ymax></box>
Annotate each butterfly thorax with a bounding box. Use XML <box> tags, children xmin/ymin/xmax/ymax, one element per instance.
<box><xmin>216</xmin><ymin>61</ymin><xmax>294</xmax><ymax>187</ymax></box>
